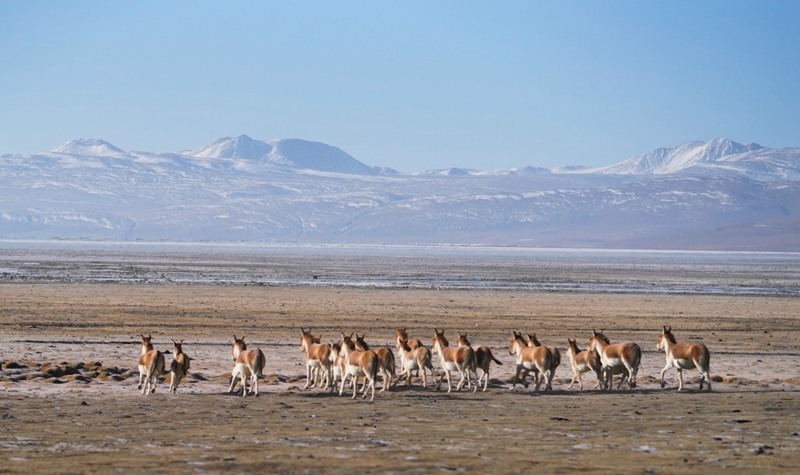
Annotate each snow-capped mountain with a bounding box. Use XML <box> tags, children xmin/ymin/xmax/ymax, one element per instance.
<box><xmin>592</xmin><ymin>138</ymin><xmax>799</xmax><ymax>181</ymax></box>
<box><xmin>1</xmin><ymin>136</ymin><xmax>799</xmax><ymax>250</ymax></box>
<box><xmin>51</xmin><ymin>138</ymin><xmax>126</xmax><ymax>157</ymax></box>
<box><xmin>183</xmin><ymin>135</ymin><xmax>385</xmax><ymax>175</ymax></box>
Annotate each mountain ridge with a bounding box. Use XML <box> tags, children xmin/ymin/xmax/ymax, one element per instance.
<box><xmin>2</xmin><ymin>136</ymin><xmax>799</xmax><ymax>251</ymax></box>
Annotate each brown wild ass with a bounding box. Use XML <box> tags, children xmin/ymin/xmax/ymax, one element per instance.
<box><xmin>354</xmin><ymin>334</ymin><xmax>396</xmax><ymax>391</ymax></box>
<box><xmin>508</xmin><ymin>331</ymin><xmax>552</xmax><ymax>392</ymax></box>
<box><xmin>456</xmin><ymin>333</ymin><xmax>502</xmax><ymax>392</ymax></box>
<box><xmin>431</xmin><ymin>329</ymin><xmax>478</xmax><ymax>393</ymax></box>
<box><xmin>169</xmin><ymin>339</ymin><xmax>191</xmax><ymax>394</ymax></box>
<box><xmin>588</xmin><ymin>330</ymin><xmax>642</xmax><ymax>390</ymax></box>
<box><xmin>300</xmin><ymin>328</ymin><xmax>332</xmax><ymax>389</ymax></box>
<box><xmin>227</xmin><ymin>335</ymin><xmax>266</xmax><ymax>397</ymax></box>
<box><xmin>525</xmin><ymin>333</ymin><xmax>561</xmax><ymax>383</ymax></box>
<box><xmin>658</xmin><ymin>325</ymin><xmax>711</xmax><ymax>391</ymax></box>
<box><xmin>565</xmin><ymin>338</ymin><xmax>604</xmax><ymax>390</ymax></box>
<box><xmin>339</xmin><ymin>333</ymin><xmax>380</xmax><ymax>401</ymax></box>
<box><xmin>138</xmin><ymin>334</ymin><xmax>166</xmax><ymax>396</ymax></box>
<box><xmin>395</xmin><ymin>337</ymin><xmax>436</xmax><ymax>388</ymax></box>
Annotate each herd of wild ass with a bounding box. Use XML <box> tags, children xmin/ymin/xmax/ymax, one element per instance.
<box><xmin>138</xmin><ymin>326</ymin><xmax>711</xmax><ymax>401</ymax></box>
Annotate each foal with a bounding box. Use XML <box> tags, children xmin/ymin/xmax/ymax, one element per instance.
<box><xmin>508</xmin><ymin>331</ymin><xmax>552</xmax><ymax>392</ymax></box>
<box><xmin>432</xmin><ymin>329</ymin><xmax>478</xmax><ymax>393</ymax></box>
<box><xmin>565</xmin><ymin>338</ymin><xmax>604</xmax><ymax>390</ymax></box>
<box><xmin>227</xmin><ymin>335</ymin><xmax>266</xmax><ymax>397</ymax></box>
<box><xmin>354</xmin><ymin>334</ymin><xmax>396</xmax><ymax>391</ymax></box>
<box><xmin>658</xmin><ymin>325</ymin><xmax>711</xmax><ymax>391</ymax></box>
<box><xmin>456</xmin><ymin>332</ymin><xmax>502</xmax><ymax>392</ymax></box>
<box><xmin>169</xmin><ymin>339</ymin><xmax>191</xmax><ymax>394</ymax></box>
<box><xmin>588</xmin><ymin>330</ymin><xmax>641</xmax><ymax>390</ymax></box>
<box><xmin>138</xmin><ymin>334</ymin><xmax>165</xmax><ymax>396</ymax></box>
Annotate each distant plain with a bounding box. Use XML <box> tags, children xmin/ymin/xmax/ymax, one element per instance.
<box><xmin>2</xmin><ymin>246</ymin><xmax>799</xmax><ymax>473</ymax></box>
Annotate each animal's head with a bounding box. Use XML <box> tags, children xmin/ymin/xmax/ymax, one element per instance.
<box><xmin>509</xmin><ymin>331</ymin><xmax>526</xmax><ymax>354</ymax></box>
<box><xmin>300</xmin><ymin>328</ymin><xmax>315</xmax><ymax>351</ymax></box>
<box><xmin>340</xmin><ymin>332</ymin><xmax>355</xmax><ymax>351</ymax></box>
<box><xmin>396</xmin><ymin>328</ymin><xmax>408</xmax><ymax>339</ymax></box>
<box><xmin>232</xmin><ymin>335</ymin><xmax>246</xmax><ymax>360</ymax></box>
<box><xmin>456</xmin><ymin>332</ymin><xmax>471</xmax><ymax>347</ymax></box>
<box><xmin>566</xmin><ymin>338</ymin><xmax>579</xmax><ymax>355</ymax></box>
<box><xmin>589</xmin><ymin>330</ymin><xmax>609</xmax><ymax>351</ymax></box>
<box><xmin>172</xmin><ymin>339</ymin><xmax>184</xmax><ymax>355</ymax></box>
<box><xmin>397</xmin><ymin>338</ymin><xmax>411</xmax><ymax>352</ymax></box>
<box><xmin>432</xmin><ymin>329</ymin><xmax>448</xmax><ymax>354</ymax></box>
<box><xmin>354</xmin><ymin>334</ymin><xmax>369</xmax><ymax>351</ymax></box>
<box><xmin>525</xmin><ymin>332</ymin><xmax>541</xmax><ymax>348</ymax></box>
<box><xmin>657</xmin><ymin>325</ymin><xmax>675</xmax><ymax>350</ymax></box>
<box><xmin>140</xmin><ymin>334</ymin><xmax>154</xmax><ymax>352</ymax></box>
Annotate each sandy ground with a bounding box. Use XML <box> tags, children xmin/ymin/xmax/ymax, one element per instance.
<box><xmin>2</xmin><ymin>261</ymin><xmax>800</xmax><ymax>472</ymax></box>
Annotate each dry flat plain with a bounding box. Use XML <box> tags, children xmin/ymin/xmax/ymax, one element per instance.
<box><xmin>1</xmin><ymin>248</ymin><xmax>800</xmax><ymax>474</ymax></box>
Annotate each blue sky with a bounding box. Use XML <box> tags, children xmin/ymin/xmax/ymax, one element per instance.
<box><xmin>1</xmin><ymin>1</ymin><xmax>798</xmax><ymax>172</ymax></box>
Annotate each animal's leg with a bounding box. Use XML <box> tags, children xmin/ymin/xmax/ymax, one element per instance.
<box><xmin>660</xmin><ymin>362</ymin><xmax>671</xmax><ymax>389</ymax></box>
<box><xmin>677</xmin><ymin>369</ymin><xmax>684</xmax><ymax>391</ymax></box>
<box><xmin>227</xmin><ymin>369</ymin><xmax>239</xmax><ymax>394</ymax></box>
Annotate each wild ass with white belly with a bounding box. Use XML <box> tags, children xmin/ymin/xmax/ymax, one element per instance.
<box><xmin>169</xmin><ymin>339</ymin><xmax>191</xmax><ymax>394</ymax></box>
<box><xmin>299</xmin><ymin>328</ymin><xmax>332</xmax><ymax>390</ymax></box>
<box><xmin>658</xmin><ymin>325</ymin><xmax>711</xmax><ymax>391</ymax></box>
<box><xmin>227</xmin><ymin>335</ymin><xmax>266</xmax><ymax>397</ymax></box>
<box><xmin>508</xmin><ymin>331</ymin><xmax>552</xmax><ymax>392</ymax></box>
<box><xmin>588</xmin><ymin>330</ymin><xmax>641</xmax><ymax>390</ymax></box>
<box><xmin>395</xmin><ymin>337</ymin><xmax>436</xmax><ymax>388</ymax></box>
<box><xmin>138</xmin><ymin>334</ymin><xmax>166</xmax><ymax>396</ymax></box>
<box><xmin>432</xmin><ymin>329</ymin><xmax>478</xmax><ymax>393</ymax></box>
<box><xmin>339</xmin><ymin>333</ymin><xmax>380</xmax><ymax>401</ymax></box>
<box><xmin>456</xmin><ymin>333</ymin><xmax>502</xmax><ymax>392</ymax></box>
<box><xmin>354</xmin><ymin>334</ymin><xmax>396</xmax><ymax>391</ymax></box>
<box><xmin>525</xmin><ymin>333</ymin><xmax>561</xmax><ymax>384</ymax></box>
<box><xmin>565</xmin><ymin>338</ymin><xmax>604</xmax><ymax>390</ymax></box>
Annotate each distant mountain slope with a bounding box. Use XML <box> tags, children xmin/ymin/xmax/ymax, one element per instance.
<box><xmin>1</xmin><ymin>136</ymin><xmax>799</xmax><ymax>250</ymax></box>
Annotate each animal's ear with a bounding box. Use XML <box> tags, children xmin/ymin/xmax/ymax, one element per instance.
<box><xmin>300</xmin><ymin>327</ymin><xmax>305</xmax><ymax>334</ymax></box>
<box><xmin>667</xmin><ymin>325</ymin><xmax>672</xmax><ymax>332</ymax></box>
<box><xmin>592</xmin><ymin>330</ymin><xmax>597</xmax><ymax>336</ymax></box>
<box><xmin>148</xmin><ymin>334</ymin><xmax>152</xmax><ymax>338</ymax></box>
<box><xmin>180</xmin><ymin>339</ymin><xmax>184</xmax><ymax>344</ymax></box>
<box><xmin>341</xmin><ymin>332</ymin><xmax>346</xmax><ymax>340</ymax></box>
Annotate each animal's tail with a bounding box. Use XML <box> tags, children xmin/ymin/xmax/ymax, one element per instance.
<box><xmin>149</xmin><ymin>351</ymin><xmax>165</xmax><ymax>377</ymax></box>
<box><xmin>254</xmin><ymin>349</ymin><xmax>266</xmax><ymax>377</ymax></box>
<box><xmin>388</xmin><ymin>349</ymin><xmax>397</xmax><ymax>377</ymax></box>
<box><xmin>488</xmin><ymin>348</ymin><xmax>503</xmax><ymax>365</ymax></box>
<box><xmin>368</xmin><ymin>353</ymin><xmax>380</xmax><ymax>379</ymax></box>
<box><xmin>552</xmin><ymin>347</ymin><xmax>561</xmax><ymax>368</ymax></box>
